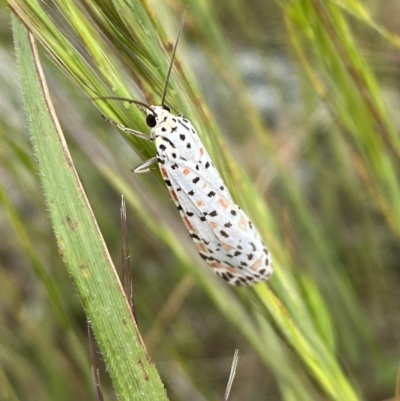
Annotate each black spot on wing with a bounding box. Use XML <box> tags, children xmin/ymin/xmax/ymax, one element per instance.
<box><xmin>199</xmin><ymin>252</ymin><xmax>216</xmax><ymax>262</ymax></box>
<box><xmin>162</xmin><ymin>137</ymin><xmax>175</xmax><ymax>147</ymax></box>
<box><xmin>178</xmin><ymin>120</ymin><xmax>189</xmax><ymax>130</ymax></box>
<box><xmin>221</xmin><ymin>272</ymin><xmax>236</xmax><ymax>282</ymax></box>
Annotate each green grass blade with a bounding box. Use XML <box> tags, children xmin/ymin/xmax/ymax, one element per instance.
<box><xmin>12</xmin><ymin>16</ymin><xmax>168</xmax><ymax>401</ymax></box>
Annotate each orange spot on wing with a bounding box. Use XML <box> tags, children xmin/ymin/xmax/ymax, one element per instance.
<box><xmin>196</xmin><ymin>200</ymin><xmax>204</xmax><ymax>207</ymax></box>
<box><xmin>170</xmin><ymin>190</ymin><xmax>178</xmax><ymax>202</ymax></box>
<box><xmin>183</xmin><ymin>168</ymin><xmax>190</xmax><ymax>175</ymax></box>
<box><xmin>199</xmin><ymin>148</ymin><xmax>205</xmax><ymax>156</ymax></box>
<box><xmin>210</xmin><ymin>221</ymin><xmax>218</xmax><ymax>229</ymax></box>
<box><xmin>183</xmin><ymin>216</ymin><xmax>193</xmax><ymax>231</ymax></box>
<box><xmin>217</xmin><ymin>197</ymin><xmax>229</xmax><ymax>209</ymax></box>
<box><xmin>195</xmin><ymin>242</ymin><xmax>207</xmax><ymax>253</ymax></box>
<box><xmin>250</xmin><ymin>253</ymin><xmax>264</xmax><ymax>271</ymax></box>
<box><xmin>222</xmin><ymin>243</ymin><xmax>234</xmax><ymax>251</ymax></box>
<box><xmin>239</xmin><ymin>215</ymin><xmax>248</xmax><ymax>231</ymax></box>
<box><xmin>211</xmin><ymin>261</ymin><xmax>222</xmax><ymax>268</ymax></box>
<box><xmin>161</xmin><ymin>168</ymin><xmax>168</xmax><ymax>178</ymax></box>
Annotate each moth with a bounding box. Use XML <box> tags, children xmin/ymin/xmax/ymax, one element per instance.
<box><xmin>98</xmin><ymin>14</ymin><xmax>273</xmax><ymax>285</ymax></box>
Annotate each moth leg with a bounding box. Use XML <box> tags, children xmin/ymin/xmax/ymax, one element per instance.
<box><xmin>102</xmin><ymin>115</ymin><xmax>152</xmax><ymax>141</ymax></box>
<box><xmin>133</xmin><ymin>157</ymin><xmax>158</xmax><ymax>173</ymax></box>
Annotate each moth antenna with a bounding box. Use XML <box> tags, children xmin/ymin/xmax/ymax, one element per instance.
<box><xmin>92</xmin><ymin>96</ymin><xmax>154</xmax><ymax>114</ymax></box>
<box><xmin>160</xmin><ymin>9</ymin><xmax>187</xmax><ymax>106</ymax></box>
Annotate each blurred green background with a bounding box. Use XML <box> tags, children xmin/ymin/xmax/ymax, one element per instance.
<box><xmin>1</xmin><ymin>0</ymin><xmax>400</xmax><ymax>400</ymax></box>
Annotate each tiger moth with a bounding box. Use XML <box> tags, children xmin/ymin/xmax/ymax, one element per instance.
<box><xmin>97</xmin><ymin>14</ymin><xmax>273</xmax><ymax>285</ymax></box>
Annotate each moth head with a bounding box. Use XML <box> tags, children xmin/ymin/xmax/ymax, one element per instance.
<box><xmin>145</xmin><ymin>105</ymin><xmax>171</xmax><ymax>128</ymax></box>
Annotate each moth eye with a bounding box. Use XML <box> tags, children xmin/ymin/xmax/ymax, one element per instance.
<box><xmin>146</xmin><ymin>114</ymin><xmax>157</xmax><ymax>127</ymax></box>
<box><xmin>162</xmin><ymin>105</ymin><xmax>170</xmax><ymax>112</ymax></box>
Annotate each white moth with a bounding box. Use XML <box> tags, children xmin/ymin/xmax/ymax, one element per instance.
<box><xmin>99</xmin><ymin>15</ymin><xmax>273</xmax><ymax>285</ymax></box>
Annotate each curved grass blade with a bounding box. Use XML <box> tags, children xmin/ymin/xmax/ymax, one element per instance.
<box><xmin>13</xmin><ymin>16</ymin><xmax>169</xmax><ymax>401</ymax></box>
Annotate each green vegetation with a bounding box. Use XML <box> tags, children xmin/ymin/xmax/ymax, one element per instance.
<box><xmin>1</xmin><ymin>0</ymin><xmax>399</xmax><ymax>400</ymax></box>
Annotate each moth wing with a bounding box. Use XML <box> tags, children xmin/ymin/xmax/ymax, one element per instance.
<box><xmin>166</xmin><ymin>159</ymin><xmax>272</xmax><ymax>285</ymax></box>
